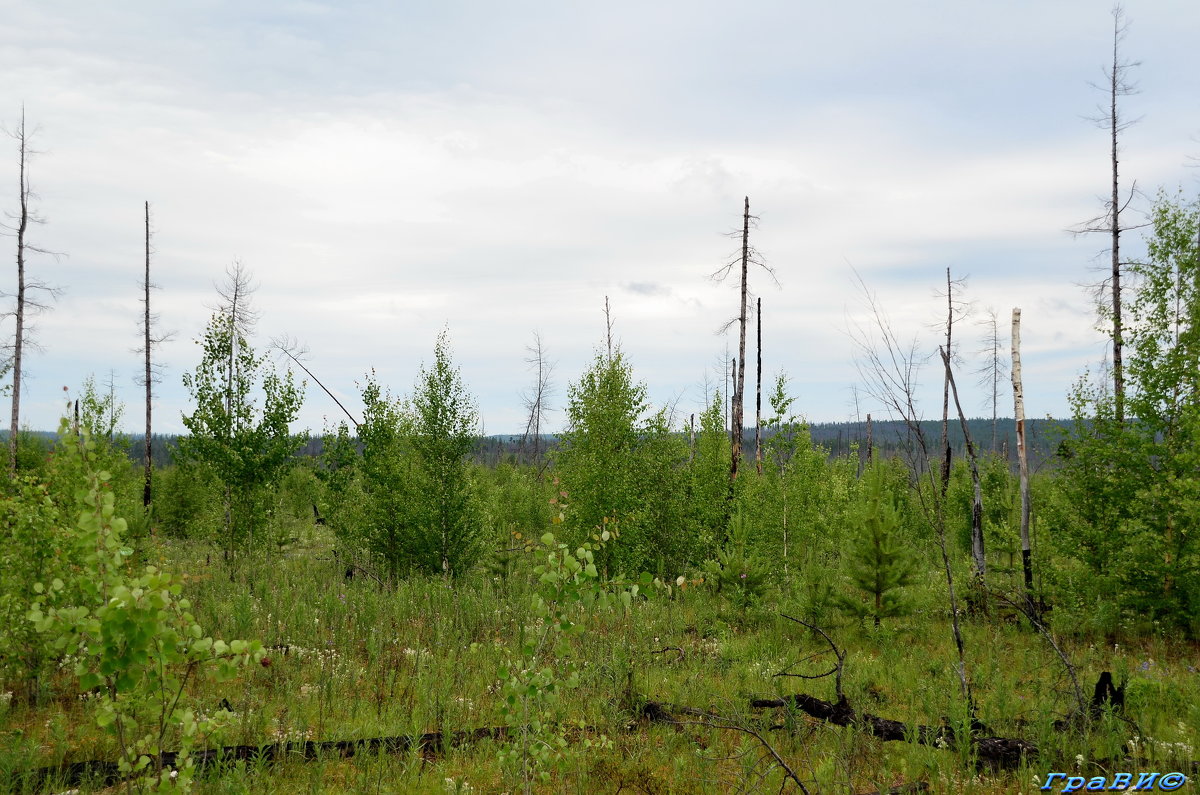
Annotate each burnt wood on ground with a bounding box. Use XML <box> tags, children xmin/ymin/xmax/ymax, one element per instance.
<box><xmin>13</xmin><ymin>676</ymin><xmax>1129</xmax><ymax>791</ymax></box>
<box><xmin>17</xmin><ymin>727</ymin><xmax>515</xmax><ymax>791</ymax></box>
<box><xmin>749</xmin><ymin>693</ymin><xmax>1036</xmax><ymax>770</ymax></box>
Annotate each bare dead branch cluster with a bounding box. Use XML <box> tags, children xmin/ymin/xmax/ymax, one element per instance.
<box><xmin>3</xmin><ymin>107</ymin><xmax>62</xmax><ymax>474</ymax></box>
<box><xmin>847</xmin><ymin>269</ymin><xmax>974</xmax><ymax>715</ymax></box>
<box><xmin>973</xmin><ymin>306</ymin><xmax>1008</xmax><ymax>450</ymax></box>
<box><xmin>518</xmin><ymin>331</ymin><xmax>555</xmax><ymax>469</ymax></box>
<box><xmin>711</xmin><ymin>198</ymin><xmax>780</xmax><ymax>488</ymax></box>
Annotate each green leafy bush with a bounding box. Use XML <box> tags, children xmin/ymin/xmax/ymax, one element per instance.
<box><xmin>0</xmin><ymin>476</ymin><xmax>64</xmax><ymax>702</ymax></box>
<box><xmin>28</xmin><ymin>422</ymin><xmax>265</xmax><ymax>791</ymax></box>
<box><xmin>344</xmin><ymin>332</ymin><xmax>485</xmax><ymax>580</ymax></box>
<box><xmin>554</xmin><ymin>349</ymin><xmax>692</xmax><ymax>575</ymax></box>
<box><xmin>153</xmin><ymin>463</ymin><xmax>224</xmax><ymax>539</ymax></box>
<box><xmin>179</xmin><ymin>312</ymin><xmax>306</xmax><ymax>559</ymax></box>
<box><xmin>1048</xmin><ymin>192</ymin><xmax>1200</xmax><ymax>632</ymax></box>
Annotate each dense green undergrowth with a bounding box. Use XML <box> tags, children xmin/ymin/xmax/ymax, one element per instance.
<box><xmin>4</xmin><ymin>531</ymin><xmax>1199</xmax><ymax>793</ymax></box>
<box><xmin>3</xmin><ymin>442</ymin><xmax>1200</xmax><ymax>794</ymax></box>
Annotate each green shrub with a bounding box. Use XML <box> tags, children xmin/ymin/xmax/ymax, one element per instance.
<box><xmin>153</xmin><ymin>463</ymin><xmax>223</xmax><ymax>539</ymax></box>
<box><xmin>28</xmin><ymin>421</ymin><xmax>265</xmax><ymax>791</ymax></box>
<box><xmin>0</xmin><ymin>476</ymin><xmax>64</xmax><ymax>701</ymax></box>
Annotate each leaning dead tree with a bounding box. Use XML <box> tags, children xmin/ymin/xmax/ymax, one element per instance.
<box><xmin>850</xmin><ymin>271</ymin><xmax>973</xmax><ymax>711</ymax></box>
<box><xmin>1073</xmin><ymin>5</ymin><xmax>1141</xmax><ymax>422</ymax></box>
<box><xmin>271</xmin><ymin>337</ymin><xmax>360</xmax><ymax>429</ymax></box>
<box><xmin>3</xmin><ymin>108</ymin><xmax>59</xmax><ymax>475</ymax></box>
<box><xmin>936</xmin><ymin>268</ymin><xmax>971</xmax><ymax>495</ymax></box>
<box><xmin>711</xmin><ymin>197</ymin><xmax>775</xmax><ymax>484</ymax></box>
<box><xmin>940</xmin><ymin>345</ymin><xmax>985</xmax><ymax>583</ymax></box>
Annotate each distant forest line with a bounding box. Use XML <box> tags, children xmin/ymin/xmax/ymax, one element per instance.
<box><xmin>4</xmin><ymin>416</ymin><xmax>1070</xmax><ymax>472</ymax></box>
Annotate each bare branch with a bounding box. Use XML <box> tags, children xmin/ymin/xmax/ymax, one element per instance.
<box><xmin>271</xmin><ymin>335</ymin><xmax>360</xmax><ymax>428</ymax></box>
<box><xmin>518</xmin><ymin>331</ymin><xmax>556</xmax><ymax>468</ymax></box>
<box><xmin>6</xmin><ymin>107</ymin><xmax>61</xmax><ymax>474</ymax></box>
<box><xmin>777</xmin><ymin>615</ymin><xmax>846</xmax><ymax>701</ymax></box>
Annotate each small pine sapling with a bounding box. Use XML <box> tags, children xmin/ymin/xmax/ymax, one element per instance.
<box><xmin>703</xmin><ymin>510</ymin><xmax>769</xmax><ymax>612</ymax></box>
<box><xmin>838</xmin><ymin>466</ymin><xmax>918</xmax><ymax>626</ymax></box>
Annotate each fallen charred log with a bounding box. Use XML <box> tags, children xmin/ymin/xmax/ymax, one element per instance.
<box><xmin>750</xmin><ymin>692</ymin><xmax>1036</xmax><ymax>770</ymax></box>
<box><xmin>17</xmin><ymin>726</ymin><xmax>515</xmax><ymax>792</ymax></box>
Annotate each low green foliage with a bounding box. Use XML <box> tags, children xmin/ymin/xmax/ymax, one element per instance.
<box><xmin>153</xmin><ymin>462</ymin><xmax>223</xmax><ymax>539</ymax></box>
<box><xmin>701</xmin><ymin>510</ymin><xmax>769</xmax><ymax>613</ymax></box>
<box><xmin>0</xmin><ymin>475</ymin><xmax>62</xmax><ymax>702</ymax></box>
<box><xmin>23</xmin><ymin>422</ymin><xmax>265</xmax><ymax>792</ymax></box>
<box><xmin>498</xmin><ymin>519</ymin><xmax>639</xmax><ymax>791</ymax></box>
<box><xmin>345</xmin><ymin>332</ymin><xmax>485</xmax><ymax>580</ymax></box>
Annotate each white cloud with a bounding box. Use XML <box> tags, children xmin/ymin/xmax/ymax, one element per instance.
<box><xmin>1</xmin><ymin>0</ymin><xmax>1197</xmax><ymax>437</ymax></box>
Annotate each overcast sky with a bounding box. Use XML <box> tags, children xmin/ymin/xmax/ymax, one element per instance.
<box><xmin>2</xmin><ymin>1</ymin><xmax>1198</xmax><ymax>437</ymax></box>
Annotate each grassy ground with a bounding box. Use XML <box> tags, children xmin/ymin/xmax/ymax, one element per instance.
<box><xmin>3</xmin><ymin>531</ymin><xmax>1199</xmax><ymax>794</ymax></box>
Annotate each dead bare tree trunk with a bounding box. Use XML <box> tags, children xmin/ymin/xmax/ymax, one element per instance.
<box><xmin>755</xmin><ymin>296</ymin><xmax>762</xmax><ymax>475</ymax></box>
<box><xmin>1108</xmin><ymin>7</ymin><xmax>1130</xmax><ymax>422</ymax></box>
<box><xmin>104</xmin><ymin>370</ymin><xmax>118</xmax><ymax>441</ymax></box>
<box><xmin>1011</xmin><ymin>308</ymin><xmax>1036</xmax><ymax>615</ymax></box>
<box><xmin>940</xmin><ymin>269</ymin><xmax>952</xmax><ymax>494</ymax></box>
<box><xmin>604</xmin><ymin>296</ymin><xmax>614</xmax><ymax>361</ymax></box>
<box><xmin>5</xmin><ymin>108</ymin><xmax>58</xmax><ymax>475</ymax></box>
<box><xmin>216</xmin><ymin>262</ymin><xmax>259</xmax><ymax>426</ymax></box>
<box><xmin>8</xmin><ymin>111</ymin><xmax>30</xmax><ymax>475</ymax></box>
<box><xmin>142</xmin><ymin>202</ymin><xmax>153</xmax><ymax>507</ymax></box>
<box><xmin>1073</xmin><ymin>6</ymin><xmax>1139</xmax><ymax>422</ymax></box>
<box><xmin>711</xmin><ymin>197</ymin><xmax>775</xmax><ymax>485</ymax></box>
<box><xmin>731</xmin><ymin>197</ymin><xmax>750</xmax><ymax>482</ymax></box>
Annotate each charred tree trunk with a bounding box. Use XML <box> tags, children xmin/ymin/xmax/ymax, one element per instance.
<box><xmin>939</xmin><ymin>268</ymin><xmax>953</xmax><ymax>496</ymax></box>
<box><xmin>755</xmin><ymin>296</ymin><xmax>762</xmax><ymax>475</ymax></box>
<box><xmin>8</xmin><ymin>110</ymin><xmax>30</xmax><ymax>476</ymax></box>
<box><xmin>730</xmin><ymin>197</ymin><xmax>750</xmax><ymax>483</ymax></box>
<box><xmin>1108</xmin><ymin>9</ymin><xmax>1127</xmax><ymax>422</ymax></box>
<box><xmin>143</xmin><ymin>202</ymin><xmax>153</xmax><ymax>507</ymax></box>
